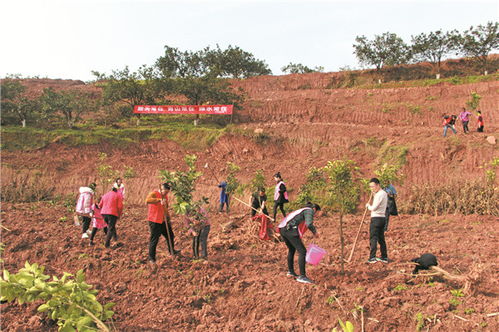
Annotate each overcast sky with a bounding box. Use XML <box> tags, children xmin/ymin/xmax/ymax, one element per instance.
<box><xmin>1</xmin><ymin>0</ymin><xmax>497</xmax><ymax>81</ymax></box>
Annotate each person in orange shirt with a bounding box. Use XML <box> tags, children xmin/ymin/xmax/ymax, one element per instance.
<box><xmin>145</xmin><ymin>183</ymin><xmax>179</xmax><ymax>264</ymax></box>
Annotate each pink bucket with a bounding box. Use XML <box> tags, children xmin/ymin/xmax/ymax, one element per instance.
<box><xmin>306</xmin><ymin>244</ymin><xmax>327</xmax><ymax>265</ymax></box>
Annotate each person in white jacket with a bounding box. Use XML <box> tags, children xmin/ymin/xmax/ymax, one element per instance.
<box><xmin>113</xmin><ymin>178</ymin><xmax>125</xmax><ymax>198</ymax></box>
<box><xmin>366</xmin><ymin>178</ymin><xmax>388</xmax><ymax>264</ymax></box>
<box><xmin>75</xmin><ymin>183</ymin><xmax>96</xmax><ymax>239</ymax></box>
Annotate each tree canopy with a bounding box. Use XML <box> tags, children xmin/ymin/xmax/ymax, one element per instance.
<box><xmin>411</xmin><ymin>29</ymin><xmax>460</xmax><ymax>73</ymax></box>
<box><xmin>353</xmin><ymin>32</ymin><xmax>410</xmax><ymax>70</ymax></box>
<box><xmin>459</xmin><ymin>21</ymin><xmax>499</xmax><ymax>70</ymax></box>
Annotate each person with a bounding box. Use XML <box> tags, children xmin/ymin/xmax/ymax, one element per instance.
<box><xmin>459</xmin><ymin>108</ymin><xmax>472</xmax><ymax>134</ymax></box>
<box><xmin>278</xmin><ymin>202</ymin><xmax>321</xmax><ymax>284</ymax></box>
<box><xmin>113</xmin><ymin>178</ymin><xmax>125</xmax><ymax>198</ymax></box>
<box><xmin>366</xmin><ymin>178</ymin><xmax>389</xmax><ymax>264</ymax></box>
<box><xmin>75</xmin><ymin>183</ymin><xmax>96</xmax><ymax>239</ymax></box>
<box><xmin>89</xmin><ymin>198</ymin><xmax>108</xmax><ymax>246</ymax></box>
<box><xmin>218</xmin><ymin>181</ymin><xmax>229</xmax><ymax>212</ymax></box>
<box><xmin>184</xmin><ymin>206</ymin><xmax>210</xmax><ymax>259</ymax></box>
<box><xmin>411</xmin><ymin>253</ymin><xmax>438</xmax><ymax>274</ymax></box>
<box><xmin>249</xmin><ymin>187</ymin><xmax>269</xmax><ymax>217</ymax></box>
<box><xmin>145</xmin><ymin>183</ymin><xmax>179</xmax><ymax>264</ymax></box>
<box><xmin>273</xmin><ymin>172</ymin><xmax>289</xmax><ymax>221</ymax></box>
<box><xmin>442</xmin><ymin>115</ymin><xmax>457</xmax><ymax>137</ymax></box>
<box><xmin>100</xmin><ymin>187</ymin><xmax>123</xmax><ymax>249</ymax></box>
<box><xmin>383</xmin><ymin>183</ymin><xmax>398</xmax><ymax>232</ymax></box>
<box><xmin>477</xmin><ymin>111</ymin><xmax>484</xmax><ymax>132</ymax></box>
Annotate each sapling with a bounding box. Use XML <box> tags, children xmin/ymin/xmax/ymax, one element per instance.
<box><xmin>323</xmin><ymin>160</ymin><xmax>361</xmax><ymax>274</ymax></box>
<box><xmin>160</xmin><ymin>154</ymin><xmax>208</xmax><ymax>215</ymax></box>
<box><xmin>96</xmin><ymin>153</ymin><xmax>119</xmax><ymax>196</ymax></box>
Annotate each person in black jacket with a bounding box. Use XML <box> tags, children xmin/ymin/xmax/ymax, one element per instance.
<box><xmin>250</xmin><ymin>188</ymin><xmax>269</xmax><ymax>217</ymax></box>
<box><xmin>278</xmin><ymin>203</ymin><xmax>321</xmax><ymax>284</ymax></box>
<box><xmin>273</xmin><ymin>172</ymin><xmax>288</xmax><ymax>222</ymax></box>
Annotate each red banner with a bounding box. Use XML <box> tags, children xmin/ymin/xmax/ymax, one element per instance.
<box><xmin>133</xmin><ymin>105</ymin><xmax>233</xmax><ymax>115</ymax></box>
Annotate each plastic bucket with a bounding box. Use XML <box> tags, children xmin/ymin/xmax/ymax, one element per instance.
<box><xmin>306</xmin><ymin>244</ymin><xmax>327</xmax><ymax>265</ymax></box>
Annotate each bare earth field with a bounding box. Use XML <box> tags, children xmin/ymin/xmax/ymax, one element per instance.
<box><xmin>1</xmin><ymin>202</ymin><xmax>498</xmax><ymax>331</ymax></box>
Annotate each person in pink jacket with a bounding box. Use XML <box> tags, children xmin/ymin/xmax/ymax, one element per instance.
<box><xmin>89</xmin><ymin>198</ymin><xmax>108</xmax><ymax>246</ymax></box>
<box><xmin>100</xmin><ymin>187</ymin><xmax>124</xmax><ymax>248</ymax></box>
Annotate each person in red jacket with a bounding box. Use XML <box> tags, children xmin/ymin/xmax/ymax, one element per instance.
<box><xmin>100</xmin><ymin>187</ymin><xmax>124</xmax><ymax>248</ymax></box>
<box><xmin>145</xmin><ymin>183</ymin><xmax>179</xmax><ymax>264</ymax></box>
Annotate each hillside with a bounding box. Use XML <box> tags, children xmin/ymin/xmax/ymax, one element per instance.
<box><xmin>1</xmin><ymin>71</ymin><xmax>498</xmax><ymax>331</ymax></box>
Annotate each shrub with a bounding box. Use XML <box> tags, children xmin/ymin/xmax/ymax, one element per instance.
<box><xmin>289</xmin><ymin>167</ymin><xmax>328</xmax><ymax>211</ymax></box>
<box><xmin>0</xmin><ymin>262</ymin><xmax>114</xmax><ymax>331</ymax></box>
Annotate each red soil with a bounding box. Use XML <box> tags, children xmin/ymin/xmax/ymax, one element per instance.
<box><xmin>1</xmin><ymin>203</ymin><xmax>498</xmax><ymax>331</ymax></box>
<box><xmin>1</xmin><ymin>74</ymin><xmax>498</xmax><ymax>330</ymax></box>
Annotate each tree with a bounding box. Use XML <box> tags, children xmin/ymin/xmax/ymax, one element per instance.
<box><xmin>96</xmin><ymin>153</ymin><xmax>119</xmax><ymax>196</ymax></box>
<box><xmin>155</xmin><ymin>46</ymin><xmax>208</xmax><ymax>79</ymax></box>
<box><xmin>92</xmin><ymin>65</ymin><xmax>163</xmax><ymax>125</ymax></box>
<box><xmin>459</xmin><ymin>21</ymin><xmax>499</xmax><ymax>72</ymax></box>
<box><xmin>466</xmin><ymin>91</ymin><xmax>481</xmax><ymax>111</ymax></box>
<box><xmin>281</xmin><ymin>63</ymin><xmax>324</xmax><ymax>74</ymax></box>
<box><xmin>0</xmin><ymin>79</ymin><xmax>40</xmax><ymax>127</ymax></box>
<box><xmin>250</xmin><ymin>169</ymin><xmax>266</xmax><ymax>192</ymax></box>
<box><xmin>156</xmin><ymin>45</ymin><xmax>245</xmax><ymax>124</ymax></box>
<box><xmin>225</xmin><ymin>162</ymin><xmax>242</xmax><ymax>196</ymax></box>
<box><xmin>160</xmin><ymin>154</ymin><xmax>207</xmax><ymax>215</ymax></box>
<box><xmin>174</xmin><ymin>75</ymin><xmax>242</xmax><ymax>107</ymax></box>
<box><xmin>411</xmin><ymin>29</ymin><xmax>460</xmax><ymax>76</ymax></box>
<box><xmin>323</xmin><ymin>160</ymin><xmax>361</xmax><ymax>274</ymax></box>
<box><xmin>373</xmin><ymin>163</ymin><xmax>404</xmax><ymax>189</ymax></box>
<box><xmin>40</xmin><ymin>88</ymin><xmax>98</xmax><ymax>128</ymax></box>
<box><xmin>204</xmin><ymin>45</ymin><xmax>272</xmax><ymax>78</ymax></box>
<box><xmin>353</xmin><ymin>32</ymin><xmax>410</xmax><ymax>70</ymax></box>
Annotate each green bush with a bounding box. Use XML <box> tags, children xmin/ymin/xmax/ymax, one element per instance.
<box><xmin>0</xmin><ymin>262</ymin><xmax>114</xmax><ymax>332</ymax></box>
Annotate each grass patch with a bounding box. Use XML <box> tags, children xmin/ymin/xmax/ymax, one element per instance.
<box><xmin>377</xmin><ymin>141</ymin><xmax>409</xmax><ymax>168</ymax></box>
<box><xmin>393</xmin><ymin>284</ymin><xmax>408</xmax><ymax>292</ymax></box>
<box><xmin>354</xmin><ymin>73</ymin><xmax>498</xmax><ymax>89</ymax></box>
<box><xmin>1</xmin><ymin>123</ymin><xmax>227</xmax><ymax>151</ymax></box>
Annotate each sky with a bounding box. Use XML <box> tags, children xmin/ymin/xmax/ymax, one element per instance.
<box><xmin>1</xmin><ymin>0</ymin><xmax>497</xmax><ymax>81</ymax></box>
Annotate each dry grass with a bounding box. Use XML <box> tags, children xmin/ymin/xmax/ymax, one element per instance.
<box><xmin>402</xmin><ymin>180</ymin><xmax>498</xmax><ymax>216</ymax></box>
<box><xmin>1</xmin><ymin>168</ymin><xmax>55</xmax><ymax>203</ymax></box>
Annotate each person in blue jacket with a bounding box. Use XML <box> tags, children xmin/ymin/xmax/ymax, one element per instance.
<box><xmin>218</xmin><ymin>181</ymin><xmax>229</xmax><ymax>212</ymax></box>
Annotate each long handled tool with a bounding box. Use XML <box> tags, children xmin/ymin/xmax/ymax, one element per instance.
<box><xmin>346</xmin><ymin>192</ymin><xmax>373</xmax><ymax>263</ymax></box>
<box><xmin>232</xmin><ymin>196</ymin><xmax>274</xmax><ymax>221</ymax></box>
<box><xmin>160</xmin><ymin>184</ymin><xmax>175</xmax><ymax>256</ymax></box>
<box><xmin>204</xmin><ymin>163</ymin><xmax>221</xmax><ymax>184</ymax></box>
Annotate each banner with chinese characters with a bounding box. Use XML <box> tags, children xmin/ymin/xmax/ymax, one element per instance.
<box><xmin>133</xmin><ymin>105</ymin><xmax>233</xmax><ymax>115</ymax></box>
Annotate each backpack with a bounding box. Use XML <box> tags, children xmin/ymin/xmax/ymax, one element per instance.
<box><xmin>449</xmin><ymin>115</ymin><xmax>457</xmax><ymax>125</ymax></box>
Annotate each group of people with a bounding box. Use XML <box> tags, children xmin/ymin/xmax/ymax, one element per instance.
<box><xmin>442</xmin><ymin>108</ymin><xmax>484</xmax><ymax>137</ymax></box>
<box><xmin>75</xmin><ymin>178</ymin><xmax>125</xmax><ymax>247</ymax></box>
<box><xmin>74</xmin><ymin>172</ymin><xmax>398</xmax><ymax>284</ymax></box>
<box><xmin>215</xmin><ymin>171</ymin><xmax>398</xmax><ymax>284</ymax></box>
